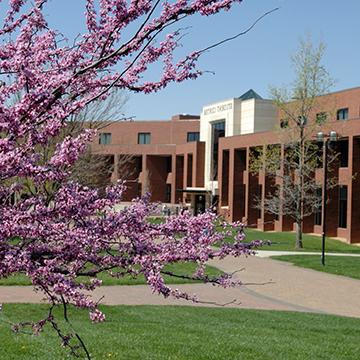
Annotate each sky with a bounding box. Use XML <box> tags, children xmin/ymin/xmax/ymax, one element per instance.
<box><xmin>7</xmin><ymin>0</ymin><xmax>360</xmax><ymax>119</ymax></box>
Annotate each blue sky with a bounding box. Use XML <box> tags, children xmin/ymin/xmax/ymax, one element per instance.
<box><xmin>7</xmin><ymin>0</ymin><xmax>360</xmax><ymax>119</ymax></box>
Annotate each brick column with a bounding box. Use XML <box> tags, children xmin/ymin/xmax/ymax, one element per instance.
<box><xmin>220</xmin><ymin>149</ymin><xmax>229</xmax><ymax>207</ymax></box>
<box><xmin>195</xmin><ymin>142</ymin><xmax>205</xmax><ymax>187</ymax></box>
<box><xmin>350</xmin><ymin>136</ymin><xmax>360</xmax><ymax>243</ymax></box>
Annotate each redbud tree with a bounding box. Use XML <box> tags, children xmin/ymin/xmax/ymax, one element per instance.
<box><xmin>0</xmin><ymin>0</ymin><xmax>270</xmax><ymax>357</ymax></box>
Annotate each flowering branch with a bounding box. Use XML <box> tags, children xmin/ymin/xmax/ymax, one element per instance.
<box><xmin>0</xmin><ymin>0</ymin><xmax>275</xmax><ymax>357</ymax></box>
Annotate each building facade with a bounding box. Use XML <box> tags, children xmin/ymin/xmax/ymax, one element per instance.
<box><xmin>91</xmin><ymin>114</ymin><xmax>204</xmax><ymax>205</ymax></box>
<box><xmin>91</xmin><ymin>88</ymin><xmax>360</xmax><ymax>244</ymax></box>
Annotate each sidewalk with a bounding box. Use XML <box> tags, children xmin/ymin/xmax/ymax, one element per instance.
<box><xmin>255</xmin><ymin>250</ymin><xmax>360</xmax><ymax>257</ymax></box>
<box><xmin>1</xmin><ymin>255</ymin><xmax>360</xmax><ymax>318</ymax></box>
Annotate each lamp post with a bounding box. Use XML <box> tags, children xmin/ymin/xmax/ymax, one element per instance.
<box><xmin>316</xmin><ymin>131</ymin><xmax>337</xmax><ymax>266</ymax></box>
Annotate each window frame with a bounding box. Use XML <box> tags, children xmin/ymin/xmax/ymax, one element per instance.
<box><xmin>336</xmin><ymin>108</ymin><xmax>349</xmax><ymax>121</ymax></box>
<box><xmin>186</xmin><ymin>132</ymin><xmax>200</xmax><ymax>142</ymax></box>
<box><xmin>99</xmin><ymin>132</ymin><xmax>112</xmax><ymax>145</ymax></box>
<box><xmin>137</xmin><ymin>132</ymin><xmax>151</xmax><ymax>144</ymax></box>
<box><xmin>210</xmin><ymin>120</ymin><xmax>225</xmax><ymax>180</ymax></box>
<box><xmin>338</xmin><ymin>185</ymin><xmax>348</xmax><ymax>228</ymax></box>
<box><xmin>338</xmin><ymin>140</ymin><xmax>349</xmax><ymax>168</ymax></box>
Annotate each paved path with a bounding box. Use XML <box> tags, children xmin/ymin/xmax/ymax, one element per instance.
<box><xmin>1</xmin><ymin>255</ymin><xmax>360</xmax><ymax>318</ymax></box>
<box><xmin>255</xmin><ymin>250</ymin><xmax>360</xmax><ymax>257</ymax></box>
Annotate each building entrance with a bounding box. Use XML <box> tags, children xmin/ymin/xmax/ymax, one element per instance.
<box><xmin>194</xmin><ymin>195</ymin><xmax>206</xmax><ymax>215</ymax></box>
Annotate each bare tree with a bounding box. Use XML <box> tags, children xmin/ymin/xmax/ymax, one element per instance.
<box><xmin>250</xmin><ymin>37</ymin><xmax>336</xmax><ymax>249</ymax></box>
<box><xmin>68</xmin><ymin>89</ymin><xmax>131</xmax><ymax>188</ymax></box>
<box><xmin>12</xmin><ymin>90</ymin><xmax>132</xmax><ymax>199</ymax></box>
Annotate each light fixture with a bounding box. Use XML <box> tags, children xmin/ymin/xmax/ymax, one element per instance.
<box><xmin>329</xmin><ymin>131</ymin><xmax>338</xmax><ymax>142</ymax></box>
<box><xmin>316</xmin><ymin>131</ymin><xmax>324</xmax><ymax>142</ymax></box>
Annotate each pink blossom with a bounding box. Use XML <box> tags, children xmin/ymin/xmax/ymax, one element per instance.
<box><xmin>0</xmin><ymin>0</ymin><xmax>262</xmax><ymax>353</ymax></box>
<box><xmin>89</xmin><ymin>309</ymin><xmax>106</xmax><ymax>323</ymax></box>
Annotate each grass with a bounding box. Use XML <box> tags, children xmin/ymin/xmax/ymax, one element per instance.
<box><xmin>0</xmin><ymin>262</ymin><xmax>223</xmax><ymax>286</ymax></box>
<box><xmin>1</xmin><ymin>304</ymin><xmax>359</xmax><ymax>359</ymax></box>
<box><xmin>236</xmin><ymin>228</ymin><xmax>360</xmax><ymax>253</ymax></box>
<box><xmin>271</xmin><ymin>255</ymin><xmax>360</xmax><ymax>280</ymax></box>
<box><xmin>147</xmin><ymin>216</ymin><xmax>166</xmax><ymax>224</ymax></box>
<box><xmin>151</xmin><ymin>217</ymin><xmax>360</xmax><ymax>252</ymax></box>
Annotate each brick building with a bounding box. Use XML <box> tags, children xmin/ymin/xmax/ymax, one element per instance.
<box><xmin>91</xmin><ymin>114</ymin><xmax>204</xmax><ymax>206</ymax></box>
<box><xmin>91</xmin><ymin>88</ymin><xmax>360</xmax><ymax>244</ymax></box>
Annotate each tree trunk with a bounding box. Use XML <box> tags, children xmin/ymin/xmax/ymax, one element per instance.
<box><xmin>295</xmin><ymin>221</ymin><xmax>303</xmax><ymax>249</ymax></box>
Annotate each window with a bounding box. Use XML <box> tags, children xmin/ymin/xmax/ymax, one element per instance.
<box><xmin>187</xmin><ymin>132</ymin><xmax>200</xmax><ymax>142</ymax></box>
<box><xmin>211</xmin><ymin>121</ymin><xmax>225</xmax><ymax>180</ymax></box>
<box><xmin>316</xmin><ymin>112</ymin><xmax>327</xmax><ymax>125</ymax></box>
<box><xmin>338</xmin><ymin>140</ymin><xmax>349</xmax><ymax>168</ymax></box>
<box><xmin>99</xmin><ymin>133</ymin><xmax>111</xmax><ymax>145</ymax></box>
<box><xmin>314</xmin><ymin>187</ymin><xmax>322</xmax><ymax>226</ymax></box>
<box><xmin>338</xmin><ymin>186</ymin><xmax>348</xmax><ymax>228</ymax></box>
<box><xmin>187</xmin><ymin>154</ymin><xmax>193</xmax><ymax>187</ymax></box>
<box><xmin>138</xmin><ymin>132</ymin><xmax>151</xmax><ymax>144</ymax></box>
<box><xmin>337</xmin><ymin>108</ymin><xmax>348</xmax><ymax>121</ymax></box>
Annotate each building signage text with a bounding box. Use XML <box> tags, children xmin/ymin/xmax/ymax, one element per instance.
<box><xmin>204</xmin><ymin>102</ymin><xmax>233</xmax><ymax>115</ymax></box>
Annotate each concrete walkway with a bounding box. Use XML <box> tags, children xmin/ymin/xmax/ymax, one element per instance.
<box><xmin>255</xmin><ymin>250</ymin><xmax>360</xmax><ymax>257</ymax></box>
<box><xmin>1</xmin><ymin>255</ymin><xmax>360</xmax><ymax>318</ymax></box>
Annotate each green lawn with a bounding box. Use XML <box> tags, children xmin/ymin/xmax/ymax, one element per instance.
<box><xmin>271</xmin><ymin>255</ymin><xmax>360</xmax><ymax>280</ymax></box>
<box><xmin>147</xmin><ymin>216</ymin><xmax>166</xmax><ymax>224</ymax></box>
<box><xmin>240</xmin><ymin>228</ymin><xmax>360</xmax><ymax>253</ymax></box>
<box><xmin>0</xmin><ymin>304</ymin><xmax>359</xmax><ymax>359</ymax></box>
<box><xmin>152</xmin><ymin>218</ymin><xmax>360</xmax><ymax>252</ymax></box>
<box><xmin>0</xmin><ymin>262</ymin><xmax>223</xmax><ymax>286</ymax></box>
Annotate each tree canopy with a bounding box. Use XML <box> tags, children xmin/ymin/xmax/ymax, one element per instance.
<box><xmin>0</xmin><ymin>1</ymin><xmax>267</xmax><ymax>357</ymax></box>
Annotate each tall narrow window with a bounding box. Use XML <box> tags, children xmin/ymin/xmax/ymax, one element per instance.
<box><xmin>211</xmin><ymin>121</ymin><xmax>225</xmax><ymax>180</ymax></box>
<box><xmin>338</xmin><ymin>186</ymin><xmax>348</xmax><ymax>228</ymax></box>
<box><xmin>337</xmin><ymin>108</ymin><xmax>348</xmax><ymax>121</ymax></box>
<box><xmin>187</xmin><ymin>154</ymin><xmax>193</xmax><ymax>187</ymax></box>
<box><xmin>99</xmin><ymin>133</ymin><xmax>112</xmax><ymax>145</ymax></box>
<box><xmin>138</xmin><ymin>132</ymin><xmax>151</xmax><ymax>144</ymax></box>
<box><xmin>338</xmin><ymin>140</ymin><xmax>349</xmax><ymax>167</ymax></box>
<box><xmin>187</xmin><ymin>132</ymin><xmax>200</xmax><ymax>142</ymax></box>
